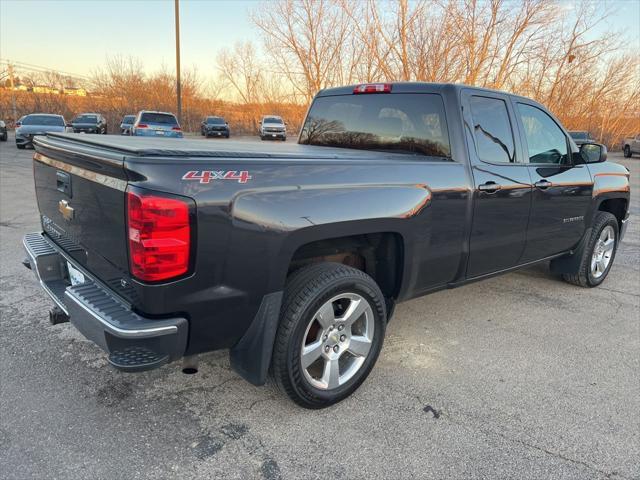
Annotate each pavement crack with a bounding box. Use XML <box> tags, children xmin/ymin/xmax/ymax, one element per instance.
<box><xmin>447</xmin><ymin>412</ymin><xmax>632</xmax><ymax>479</ymax></box>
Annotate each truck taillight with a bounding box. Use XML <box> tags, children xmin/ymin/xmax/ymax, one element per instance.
<box><xmin>127</xmin><ymin>188</ymin><xmax>192</xmax><ymax>282</ymax></box>
<box><xmin>171</xmin><ymin>126</ymin><xmax>182</xmax><ymax>131</ymax></box>
<box><xmin>353</xmin><ymin>83</ymin><xmax>392</xmax><ymax>94</ymax></box>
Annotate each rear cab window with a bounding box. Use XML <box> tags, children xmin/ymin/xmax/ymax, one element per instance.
<box><xmin>299</xmin><ymin>93</ymin><xmax>450</xmax><ymax>158</ymax></box>
<box><xmin>23</xmin><ymin>115</ymin><xmax>65</xmax><ymax>126</ymax></box>
<box><xmin>74</xmin><ymin>115</ymin><xmax>98</xmax><ymax>123</ymax></box>
<box><xmin>140</xmin><ymin>113</ymin><xmax>179</xmax><ymax>125</ymax></box>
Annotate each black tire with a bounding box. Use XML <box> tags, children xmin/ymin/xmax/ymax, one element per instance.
<box><xmin>271</xmin><ymin>262</ymin><xmax>387</xmax><ymax>409</ymax></box>
<box><xmin>16</xmin><ymin>144</ymin><xmax>25</xmax><ymax>149</ymax></box>
<box><xmin>562</xmin><ymin>211</ymin><xmax>619</xmax><ymax>287</ymax></box>
<box><xmin>0</xmin><ymin>133</ymin><xmax>7</xmax><ymax>141</ymax></box>
<box><xmin>623</xmin><ymin>145</ymin><xmax>631</xmax><ymax>158</ymax></box>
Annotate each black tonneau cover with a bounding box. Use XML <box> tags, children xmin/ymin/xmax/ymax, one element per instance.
<box><xmin>41</xmin><ymin>133</ymin><xmax>420</xmax><ymax>160</ymax></box>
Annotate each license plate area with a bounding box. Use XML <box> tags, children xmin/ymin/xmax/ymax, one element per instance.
<box><xmin>67</xmin><ymin>261</ymin><xmax>86</xmax><ymax>286</ymax></box>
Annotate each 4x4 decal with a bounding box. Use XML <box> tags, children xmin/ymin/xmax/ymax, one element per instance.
<box><xmin>182</xmin><ymin>170</ymin><xmax>252</xmax><ymax>184</ymax></box>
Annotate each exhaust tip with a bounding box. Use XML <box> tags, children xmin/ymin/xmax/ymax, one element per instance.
<box><xmin>181</xmin><ymin>355</ymin><xmax>199</xmax><ymax>375</ymax></box>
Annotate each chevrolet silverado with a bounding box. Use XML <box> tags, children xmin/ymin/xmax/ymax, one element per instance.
<box><xmin>23</xmin><ymin>83</ymin><xmax>630</xmax><ymax>408</ymax></box>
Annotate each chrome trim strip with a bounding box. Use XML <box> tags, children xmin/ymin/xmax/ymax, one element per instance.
<box><xmin>33</xmin><ymin>152</ymin><xmax>127</xmax><ymax>191</ymax></box>
<box><xmin>33</xmin><ymin>136</ymin><xmax>124</xmax><ymax>168</ymax></box>
<box><xmin>64</xmin><ymin>292</ymin><xmax>178</xmax><ymax>338</ymax></box>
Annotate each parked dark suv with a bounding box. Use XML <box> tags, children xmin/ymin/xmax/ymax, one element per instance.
<box><xmin>201</xmin><ymin>116</ymin><xmax>230</xmax><ymax>138</ymax></box>
<box><xmin>71</xmin><ymin>113</ymin><xmax>108</xmax><ymax>134</ymax></box>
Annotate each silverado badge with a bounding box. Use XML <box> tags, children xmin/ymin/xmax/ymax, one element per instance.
<box><xmin>58</xmin><ymin>199</ymin><xmax>75</xmax><ymax>221</ymax></box>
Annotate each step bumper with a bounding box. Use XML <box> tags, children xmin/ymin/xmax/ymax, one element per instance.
<box><xmin>23</xmin><ymin>232</ymin><xmax>188</xmax><ymax>372</ymax></box>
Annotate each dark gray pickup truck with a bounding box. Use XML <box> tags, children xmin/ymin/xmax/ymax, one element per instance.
<box><xmin>23</xmin><ymin>83</ymin><xmax>630</xmax><ymax>408</ymax></box>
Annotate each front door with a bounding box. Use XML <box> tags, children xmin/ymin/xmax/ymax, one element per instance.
<box><xmin>512</xmin><ymin>101</ymin><xmax>593</xmax><ymax>261</ymax></box>
<box><xmin>462</xmin><ymin>91</ymin><xmax>533</xmax><ymax>278</ymax></box>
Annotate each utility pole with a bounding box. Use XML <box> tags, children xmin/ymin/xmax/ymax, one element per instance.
<box><xmin>174</xmin><ymin>0</ymin><xmax>182</xmax><ymax>124</ymax></box>
<box><xmin>8</xmin><ymin>63</ymin><xmax>17</xmax><ymax>123</ymax></box>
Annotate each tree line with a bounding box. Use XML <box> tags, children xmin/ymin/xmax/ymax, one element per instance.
<box><xmin>1</xmin><ymin>0</ymin><xmax>637</xmax><ymax>146</ymax></box>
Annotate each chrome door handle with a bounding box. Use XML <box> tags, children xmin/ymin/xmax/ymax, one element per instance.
<box><xmin>535</xmin><ymin>180</ymin><xmax>552</xmax><ymax>189</ymax></box>
<box><xmin>478</xmin><ymin>182</ymin><xmax>501</xmax><ymax>193</ymax></box>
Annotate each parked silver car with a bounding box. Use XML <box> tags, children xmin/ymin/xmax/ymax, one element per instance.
<box><xmin>15</xmin><ymin>114</ymin><xmax>68</xmax><ymax>149</ymax></box>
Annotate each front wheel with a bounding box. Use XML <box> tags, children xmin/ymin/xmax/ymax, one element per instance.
<box><xmin>561</xmin><ymin>211</ymin><xmax>619</xmax><ymax>287</ymax></box>
<box><xmin>624</xmin><ymin>145</ymin><xmax>631</xmax><ymax>158</ymax></box>
<box><xmin>271</xmin><ymin>263</ymin><xmax>387</xmax><ymax>409</ymax></box>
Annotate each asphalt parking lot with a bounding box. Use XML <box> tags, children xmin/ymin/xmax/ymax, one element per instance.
<box><xmin>0</xmin><ymin>132</ymin><xmax>638</xmax><ymax>480</ymax></box>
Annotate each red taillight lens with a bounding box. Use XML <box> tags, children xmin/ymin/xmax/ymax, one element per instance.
<box><xmin>127</xmin><ymin>189</ymin><xmax>191</xmax><ymax>282</ymax></box>
<box><xmin>171</xmin><ymin>126</ymin><xmax>182</xmax><ymax>131</ymax></box>
<box><xmin>137</xmin><ymin>123</ymin><xmax>148</xmax><ymax>128</ymax></box>
<box><xmin>353</xmin><ymin>83</ymin><xmax>392</xmax><ymax>94</ymax></box>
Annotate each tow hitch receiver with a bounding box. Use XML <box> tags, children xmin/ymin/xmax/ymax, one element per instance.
<box><xmin>49</xmin><ymin>305</ymin><xmax>69</xmax><ymax>325</ymax></box>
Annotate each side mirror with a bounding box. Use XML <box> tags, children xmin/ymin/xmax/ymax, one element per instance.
<box><xmin>580</xmin><ymin>142</ymin><xmax>607</xmax><ymax>163</ymax></box>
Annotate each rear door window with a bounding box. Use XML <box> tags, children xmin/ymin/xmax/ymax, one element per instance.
<box><xmin>468</xmin><ymin>96</ymin><xmax>516</xmax><ymax>163</ymax></box>
<box><xmin>300</xmin><ymin>93</ymin><xmax>450</xmax><ymax>157</ymax></box>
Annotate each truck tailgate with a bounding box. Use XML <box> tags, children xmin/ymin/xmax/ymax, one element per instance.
<box><xmin>32</xmin><ymin>135</ymin><xmax>130</xmax><ymax>297</ymax></box>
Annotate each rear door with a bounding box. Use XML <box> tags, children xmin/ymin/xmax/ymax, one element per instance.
<box><xmin>462</xmin><ymin>90</ymin><xmax>533</xmax><ymax>277</ymax></box>
<box><xmin>512</xmin><ymin>101</ymin><xmax>593</xmax><ymax>261</ymax></box>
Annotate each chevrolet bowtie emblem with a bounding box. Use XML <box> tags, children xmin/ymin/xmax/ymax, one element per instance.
<box><xmin>58</xmin><ymin>199</ymin><xmax>74</xmax><ymax>221</ymax></box>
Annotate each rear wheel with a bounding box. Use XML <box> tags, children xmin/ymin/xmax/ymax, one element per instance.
<box><xmin>624</xmin><ymin>145</ymin><xmax>631</xmax><ymax>158</ymax></box>
<box><xmin>271</xmin><ymin>263</ymin><xmax>386</xmax><ymax>409</ymax></box>
<box><xmin>16</xmin><ymin>144</ymin><xmax>25</xmax><ymax>149</ymax></box>
<box><xmin>561</xmin><ymin>211</ymin><xmax>619</xmax><ymax>287</ymax></box>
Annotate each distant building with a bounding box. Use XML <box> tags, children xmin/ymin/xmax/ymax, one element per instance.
<box><xmin>63</xmin><ymin>87</ymin><xmax>87</xmax><ymax>97</ymax></box>
<box><xmin>32</xmin><ymin>85</ymin><xmax>60</xmax><ymax>95</ymax></box>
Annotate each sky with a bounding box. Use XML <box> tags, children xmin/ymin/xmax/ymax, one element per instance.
<box><xmin>0</xmin><ymin>0</ymin><xmax>259</xmax><ymax>79</ymax></box>
<box><xmin>1</xmin><ymin>0</ymin><xmax>639</xmax><ymax>81</ymax></box>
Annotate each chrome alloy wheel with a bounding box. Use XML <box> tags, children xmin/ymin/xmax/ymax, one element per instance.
<box><xmin>591</xmin><ymin>225</ymin><xmax>615</xmax><ymax>279</ymax></box>
<box><xmin>300</xmin><ymin>293</ymin><xmax>375</xmax><ymax>390</ymax></box>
